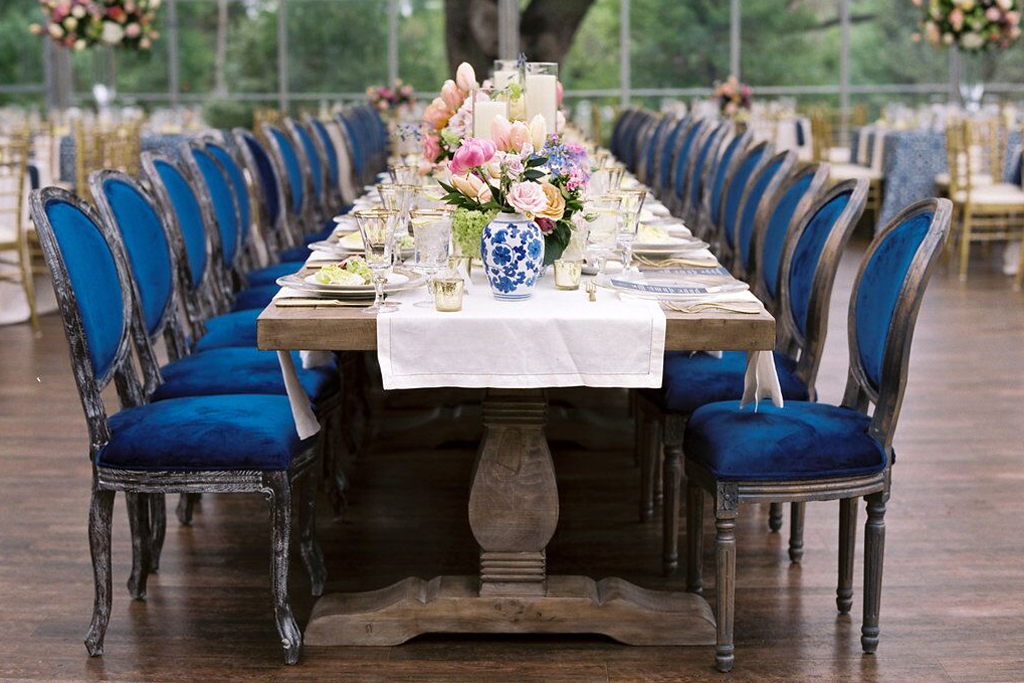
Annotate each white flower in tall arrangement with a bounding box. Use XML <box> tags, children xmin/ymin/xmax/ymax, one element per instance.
<box><xmin>29</xmin><ymin>0</ymin><xmax>162</xmax><ymax>51</ymax></box>
<box><xmin>912</xmin><ymin>0</ymin><xmax>1022</xmax><ymax>52</ymax></box>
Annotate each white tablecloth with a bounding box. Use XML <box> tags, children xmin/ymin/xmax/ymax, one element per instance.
<box><xmin>376</xmin><ymin>270</ymin><xmax>666</xmax><ymax>391</ymax></box>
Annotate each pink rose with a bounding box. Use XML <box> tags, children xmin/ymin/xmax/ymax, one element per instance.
<box><xmin>985</xmin><ymin>7</ymin><xmax>1001</xmax><ymax>22</ymax></box>
<box><xmin>421</xmin><ymin>132</ymin><xmax>441</xmax><ymax>163</ymax></box>
<box><xmin>423</xmin><ymin>98</ymin><xmax>450</xmax><ymax>130</ymax></box>
<box><xmin>448</xmin><ymin>137</ymin><xmax>497</xmax><ymax>176</ymax></box>
<box><xmin>505</xmin><ymin>154</ymin><xmax>525</xmax><ymax>179</ymax></box>
<box><xmin>506</xmin><ymin>181</ymin><xmax>548</xmax><ymax>216</ymax></box>
<box><xmin>456</xmin><ymin>62</ymin><xmax>478</xmax><ymax>93</ymax></box>
<box><xmin>536</xmin><ymin>217</ymin><xmax>555</xmax><ymax>234</ymax></box>
<box><xmin>508</xmin><ymin>121</ymin><xmax>530</xmax><ymax>152</ymax></box>
<box><xmin>440</xmin><ymin>79</ymin><xmax>463</xmax><ymax>112</ymax></box>
<box><xmin>491</xmin><ymin>115</ymin><xmax>512</xmax><ymax>151</ymax></box>
<box><xmin>125</xmin><ymin>22</ymin><xmax>141</xmax><ymax>38</ymax></box>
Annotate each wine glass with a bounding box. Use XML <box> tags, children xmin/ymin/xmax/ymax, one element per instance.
<box><xmin>354</xmin><ymin>209</ymin><xmax>400</xmax><ymax>315</ymax></box>
<box><xmin>389</xmin><ymin>165</ymin><xmax>420</xmax><ymax>185</ymax></box>
<box><xmin>377</xmin><ymin>183</ymin><xmax>417</xmax><ymax>262</ymax></box>
<box><xmin>611</xmin><ymin>189</ymin><xmax>646</xmax><ymax>275</ymax></box>
<box><xmin>409</xmin><ymin>209</ymin><xmax>452</xmax><ymax>308</ymax></box>
<box><xmin>584</xmin><ymin>194</ymin><xmax>623</xmax><ymax>285</ymax></box>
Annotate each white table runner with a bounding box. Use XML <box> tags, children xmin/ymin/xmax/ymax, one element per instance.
<box><xmin>376</xmin><ymin>271</ymin><xmax>667</xmax><ymax>390</ymax></box>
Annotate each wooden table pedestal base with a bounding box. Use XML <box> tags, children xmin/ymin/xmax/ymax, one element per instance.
<box><xmin>304</xmin><ymin>574</ymin><xmax>715</xmax><ymax>646</ymax></box>
<box><xmin>305</xmin><ymin>389</ymin><xmax>716</xmax><ymax>648</ymax></box>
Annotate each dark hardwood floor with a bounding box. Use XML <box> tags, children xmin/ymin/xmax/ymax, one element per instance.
<box><xmin>1</xmin><ymin>241</ymin><xmax>1023</xmax><ymax>682</ymax></box>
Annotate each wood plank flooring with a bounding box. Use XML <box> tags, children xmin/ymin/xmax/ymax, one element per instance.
<box><xmin>1</xmin><ymin>241</ymin><xmax>1023</xmax><ymax>682</ymax></box>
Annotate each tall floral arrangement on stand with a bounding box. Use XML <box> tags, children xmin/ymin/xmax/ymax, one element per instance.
<box><xmin>712</xmin><ymin>76</ymin><xmax>752</xmax><ymax>120</ymax></box>
<box><xmin>30</xmin><ymin>0</ymin><xmax>161</xmax><ymax>51</ymax></box>
<box><xmin>439</xmin><ymin>113</ymin><xmax>588</xmax><ymax>266</ymax></box>
<box><xmin>367</xmin><ymin>80</ymin><xmax>416</xmax><ymax>117</ymax></box>
<box><xmin>912</xmin><ymin>0</ymin><xmax>1021</xmax><ymax>51</ymax></box>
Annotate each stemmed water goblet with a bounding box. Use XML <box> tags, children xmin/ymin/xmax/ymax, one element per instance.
<box><xmin>377</xmin><ymin>183</ymin><xmax>417</xmax><ymax>261</ymax></box>
<box><xmin>354</xmin><ymin>208</ymin><xmax>400</xmax><ymax>315</ymax></box>
<box><xmin>409</xmin><ymin>209</ymin><xmax>453</xmax><ymax>308</ymax></box>
<box><xmin>389</xmin><ymin>165</ymin><xmax>420</xmax><ymax>185</ymax></box>
<box><xmin>611</xmin><ymin>188</ymin><xmax>646</xmax><ymax>275</ymax></box>
<box><xmin>583</xmin><ymin>194</ymin><xmax>623</xmax><ymax>285</ymax></box>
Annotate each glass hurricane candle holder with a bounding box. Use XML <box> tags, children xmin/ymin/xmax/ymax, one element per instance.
<box><xmin>525</xmin><ymin>62</ymin><xmax>558</xmax><ymax>135</ymax></box>
<box><xmin>473</xmin><ymin>87</ymin><xmax>510</xmax><ymax>140</ymax></box>
<box><xmin>493</xmin><ymin>59</ymin><xmax>522</xmax><ymax>90</ymax></box>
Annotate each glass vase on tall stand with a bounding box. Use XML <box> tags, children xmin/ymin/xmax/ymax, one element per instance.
<box><xmin>952</xmin><ymin>47</ymin><xmax>986</xmax><ymax>113</ymax></box>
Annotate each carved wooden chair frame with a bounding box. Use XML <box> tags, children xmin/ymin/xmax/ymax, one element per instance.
<box><xmin>262</xmin><ymin>122</ymin><xmax>317</xmax><ymax>240</ymax></box>
<box><xmin>700</xmin><ymin>127</ymin><xmax>752</xmax><ymax>243</ymax></box>
<box><xmin>683</xmin><ymin>197</ymin><xmax>952</xmax><ymax>672</ymax></box>
<box><xmin>30</xmin><ymin>186</ymin><xmax>326</xmax><ymax>665</ymax></box>
<box><xmin>651</xmin><ymin>116</ymin><xmax>689</xmax><ymax>200</ymax></box>
<box><xmin>232</xmin><ymin>127</ymin><xmax>299</xmax><ymax>253</ymax></box>
<box><xmin>731</xmin><ymin>149</ymin><xmax>799</xmax><ymax>279</ymax></box>
<box><xmin>286</xmin><ymin>116</ymin><xmax>330</xmax><ymax>225</ymax></box>
<box><xmin>636</xmin><ymin>113</ymin><xmax>669</xmax><ymax>186</ymax></box>
<box><xmin>334</xmin><ymin>110</ymin><xmax>367</xmax><ymax>187</ymax></box>
<box><xmin>200</xmin><ymin>133</ymin><xmax>266</xmax><ymax>272</ymax></box>
<box><xmin>715</xmin><ymin>140</ymin><xmax>774</xmax><ymax>266</ymax></box>
<box><xmin>303</xmin><ymin>113</ymin><xmax>345</xmax><ymax>213</ymax></box>
<box><xmin>664</xmin><ymin>117</ymin><xmax>707</xmax><ymax>216</ymax></box>
<box><xmin>682</xmin><ymin>120</ymin><xmax>731</xmax><ymax>229</ymax></box>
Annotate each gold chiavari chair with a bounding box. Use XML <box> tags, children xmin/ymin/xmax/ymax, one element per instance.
<box><xmin>0</xmin><ymin>128</ymin><xmax>41</xmax><ymax>333</ymax></box>
<box><xmin>946</xmin><ymin>118</ymin><xmax>1024</xmax><ymax>281</ymax></box>
<box><xmin>74</xmin><ymin>118</ymin><xmax>143</xmax><ymax>204</ymax></box>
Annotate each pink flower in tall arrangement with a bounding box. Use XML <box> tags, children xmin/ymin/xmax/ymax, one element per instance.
<box><xmin>448</xmin><ymin>138</ymin><xmax>497</xmax><ymax>176</ymax></box>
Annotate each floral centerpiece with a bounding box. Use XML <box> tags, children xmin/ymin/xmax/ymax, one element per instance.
<box><xmin>421</xmin><ymin>62</ymin><xmax>481</xmax><ymax>165</ymax></box>
<box><xmin>438</xmin><ymin>114</ymin><xmax>588</xmax><ymax>268</ymax></box>
<box><xmin>30</xmin><ymin>0</ymin><xmax>161</xmax><ymax>51</ymax></box>
<box><xmin>912</xmin><ymin>0</ymin><xmax>1021</xmax><ymax>52</ymax></box>
<box><xmin>712</xmin><ymin>75</ymin><xmax>752</xmax><ymax>119</ymax></box>
<box><xmin>367</xmin><ymin>79</ymin><xmax>416</xmax><ymax>114</ymax></box>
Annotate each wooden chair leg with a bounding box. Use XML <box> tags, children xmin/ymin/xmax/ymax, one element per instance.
<box><xmin>264</xmin><ymin>471</ymin><xmax>302</xmax><ymax>665</ymax></box>
<box><xmin>148</xmin><ymin>494</ymin><xmax>166</xmax><ymax>573</ymax></box>
<box><xmin>861</xmin><ymin>492</ymin><xmax>887</xmax><ymax>653</ymax></box>
<box><xmin>125</xmin><ymin>492</ymin><xmax>151</xmax><ymax>600</ymax></box>
<box><xmin>715</xmin><ymin>508</ymin><xmax>738</xmax><ymax>673</ymax></box>
<box><xmin>661</xmin><ymin>442</ymin><xmax>682</xmax><ymax>576</ymax></box>
<box><xmin>84</xmin><ymin>486</ymin><xmax>115</xmax><ymax>657</ymax></box>
<box><xmin>768</xmin><ymin>502</ymin><xmax>783</xmax><ymax>532</ymax></box>
<box><xmin>297</xmin><ymin>464</ymin><xmax>327</xmax><ymax>597</ymax></box>
<box><xmin>176</xmin><ymin>492</ymin><xmax>200</xmax><ymax>525</ymax></box>
<box><xmin>959</xmin><ymin>212</ymin><xmax>972</xmax><ymax>282</ymax></box>
<box><xmin>1014</xmin><ymin>238</ymin><xmax>1024</xmax><ymax>291</ymax></box>
<box><xmin>639</xmin><ymin>412</ymin><xmax>661</xmax><ymax>523</ymax></box>
<box><xmin>18</xmin><ymin>236</ymin><xmax>40</xmax><ymax>335</ymax></box>
<box><xmin>788</xmin><ymin>502</ymin><xmax>806</xmax><ymax>562</ymax></box>
<box><xmin>837</xmin><ymin>497</ymin><xmax>858</xmax><ymax>614</ymax></box>
<box><xmin>685</xmin><ymin>480</ymin><xmax>704</xmax><ymax>594</ymax></box>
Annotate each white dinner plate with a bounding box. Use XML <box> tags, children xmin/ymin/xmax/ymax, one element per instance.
<box><xmin>276</xmin><ymin>268</ymin><xmax>425</xmax><ymax>297</ymax></box>
<box><xmin>303</xmin><ymin>271</ymin><xmax>410</xmax><ymax>292</ymax></box>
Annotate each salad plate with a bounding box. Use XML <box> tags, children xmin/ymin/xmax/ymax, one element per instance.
<box><xmin>276</xmin><ymin>264</ymin><xmax>425</xmax><ymax>297</ymax></box>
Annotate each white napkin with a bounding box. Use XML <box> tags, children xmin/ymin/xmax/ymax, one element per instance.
<box><xmin>740</xmin><ymin>350</ymin><xmax>784</xmax><ymax>411</ymax></box>
<box><xmin>275</xmin><ymin>351</ymin><xmax>321</xmax><ymax>439</ymax></box>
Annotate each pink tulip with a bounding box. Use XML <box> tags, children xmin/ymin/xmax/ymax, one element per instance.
<box><xmin>508</xmin><ymin>121</ymin><xmax>530</xmax><ymax>152</ymax></box>
<box><xmin>456</xmin><ymin>62</ymin><xmax>478</xmax><ymax>93</ymax></box>
<box><xmin>556</xmin><ymin>80</ymin><xmax>564</xmax><ymax>107</ymax></box>
<box><xmin>491</xmin><ymin>115</ymin><xmax>512</xmax><ymax>151</ymax></box>
<box><xmin>448</xmin><ymin>137</ymin><xmax>496</xmax><ymax>176</ymax></box>
<box><xmin>440</xmin><ymin>79</ymin><xmax>463</xmax><ymax>112</ymax></box>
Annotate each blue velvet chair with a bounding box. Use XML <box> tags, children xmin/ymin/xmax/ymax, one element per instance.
<box><xmin>666</xmin><ymin>118</ymin><xmax>707</xmax><ymax>216</ymax></box>
<box><xmin>683</xmin><ymin>121</ymin><xmax>730</xmax><ymax>229</ymax></box>
<box><xmin>30</xmin><ymin>186</ymin><xmax>328</xmax><ymax>665</ymax></box>
<box><xmin>698</xmin><ymin>127</ymin><xmax>751</xmax><ymax>242</ymax></box>
<box><xmin>682</xmin><ymin>198</ymin><xmax>952</xmax><ymax>672</ymax></box>
<box><xmin>653</xmin><ymin>116</ymin><xmax>689</xmax><ymax>199</ymax></box>
<box><xmin>638</xmin><ymin>115</ymin><xmax>671</xmax><ymax>188</ymax></box>
<box><xmin>234</xmin><ymin>127</ymin><xmax>302</xmax><ymax>259</ymax></box>
<box><xmin>731</xmin><ymin>149</ymin><xmax>798</xmax><ymax>280</ymax></box>
<box><xmin>636</xmin><ymin>179</ymin><xmax>869</xmax><ymax>576</ymax></box>
<box><xmin>303</xmin><ymin>113</ymin><xmax>354</xmax><ymax>222</ymax></box>
<box><xmin>716</xmin><ymin>140</ymin><xmax>772</xmax><ymax>264</ymax></box>
<box><xmin>263</xmin><ymin>122</ymin><xmax>322</xmax><ymax>250</ymax></box>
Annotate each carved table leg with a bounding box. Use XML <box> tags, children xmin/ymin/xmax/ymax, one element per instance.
<box><xmin>304</xmin><ymin>389</ymin><xmax>716</xmax><ymax>648</ymax></box>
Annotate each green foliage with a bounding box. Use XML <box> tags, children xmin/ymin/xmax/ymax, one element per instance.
<box><xmin>452</xmin><ymin>207</ymin><xmax>497</xmax><ymax>260</ymax></box>
<box><xmin>202</xmin><ymin>99</ymin><xmax>254</xmax><ymax>129</ymax></box>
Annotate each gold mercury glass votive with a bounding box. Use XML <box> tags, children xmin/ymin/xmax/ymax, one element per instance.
<box><xmin>433</xmin><ymin>277</ymin><xmax>465</xmax><ymax>312</ymax></box>
<box><xmin>448</xmin><ymin>254</ymin><xmax>472</xmax><ymax>277</ymax></box>
<box><xmin>554</xmin><ymin>259</ymin><xmax>583</xmax><ymax>291</ymax></box>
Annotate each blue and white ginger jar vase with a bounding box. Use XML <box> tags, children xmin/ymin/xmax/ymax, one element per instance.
<box><xmin>480</xmin><ymin>212</ymin><xmax>545</xmax><ymax>301</ymax></box>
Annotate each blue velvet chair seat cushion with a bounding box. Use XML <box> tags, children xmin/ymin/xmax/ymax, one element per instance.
<box><xmin>231</xmin><ymin>284</ymin><xmax>281</xmax><ymax>312</ymax></box>
<box><xmin>195</xmin><ymin>309</ymin><xmax>260</xmax><ymax>351</ymax></box>
<box><xmin>657</xmin><ymin>351</ymin><xmax>808</xmax><ymax>414</ymax></box>
<box><xmin>247</xmin><ymin>261</ymin><xmax>304</xmax><ymax>286</ymax></box>
<box><xmin>277</xmin><ymin>245</ymin><xmax>311</xmax><ymax>262</ymax></box>
<box><xmin>685</xmin><ymin>400</ymin><xmax>887</xmax><ymax>482</ymax></box>
<box><xmin>151</xmin><ymin>347</ymin><xmax>338</xmax><ymax>403</ymax></box>
<box><xmin>99</xmin><ymin>394</ymin><xmax>313</xmax><ymax>471</ymax></box>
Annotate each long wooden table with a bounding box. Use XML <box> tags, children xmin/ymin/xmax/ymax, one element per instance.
<box><xmin>258</xmin><ymin>301</ymin><xmax>774</xmax><ymax>647</ymax></box>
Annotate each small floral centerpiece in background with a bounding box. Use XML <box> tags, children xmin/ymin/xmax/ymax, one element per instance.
<box><xmin>30</xmin><ymin>0</ymin><xmax>161</xmax><ymax>51</ymax></box>
<box><xmin>712</xmin><ymin>75</ymin><xmax>752</xmax><ymax>119</ymax></box>
<box><xmin>438</xmin><ymin>113</ymin><xmax>588</xmax><ymax>265</ymax></box>
<box><xmin>367</xmin><ymin>79</ymin><xmax>416</xmax><ymax>114</ymax></box>
<box><xmin>912</xmin><ymin>0</ymin><xmax>1021</xmax><ymax>51</ymax></box>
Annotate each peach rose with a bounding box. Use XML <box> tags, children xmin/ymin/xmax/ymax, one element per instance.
<box><xmin>538</xmin><ymin>182</ymin><xmax>565</xmax><ymax>221</ymax></box>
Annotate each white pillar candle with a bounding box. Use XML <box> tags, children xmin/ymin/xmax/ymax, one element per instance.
<box><xmin>473</xmin><ymin>99</ymin><xmax>507</xmax><ymax>139</ymax></box>
<box><xmin>525</xmin><ymin>73</ymin><xmax>558</xmax><ymax>134</ymax></box>
<box><xmin>493</xmin><ymin>70</ymin><xmax>517</xmax><ymax>90</ymax></box>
